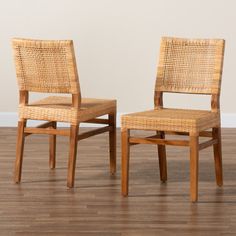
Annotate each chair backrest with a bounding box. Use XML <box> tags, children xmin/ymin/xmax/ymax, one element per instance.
<box><xmin>12</xmin><ymin>38</ymin><xmax>80</xmax><ymax>95</ymax></box>
<box><xmin>155</xmin><ymin>37</ymin><xmax>225</xmax><ymax>95</ymax></box>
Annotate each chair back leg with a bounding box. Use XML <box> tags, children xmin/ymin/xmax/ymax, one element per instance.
<box><xmin>213</xmin><ymin>127</ymin><xmax>223</xmax><ymax>186</ymax></box>
<box><xmin>67</xmin><ymin>124</ymin><xmax>79</xmax><ymax>188</ymax></box>
<box><xmin>109</xmin><ymin>111</ymin><xmax>116</xmax><ymax>175</ymax></box>
<box><xmin>15</xmin><ymin>120</ymin><xmax>26</xmax><ymax>183</ymax></box>
<box><xmin>190</xmin><ymin>134</ymin><xmax>199</xmax><ymax>202</ymax></box>
<box><xmin>49</xmin><ymin>121</ymin><xmax>57</xmax><ymax>169</ymax></box>
<box><xmin>121</xmin><ymin>128</ymin><xmax>130</xmax><ymax>196</ymax></box>
<box><xmin>157</xmin><ymin>131</ymin><xmax>167</xmax><ymax>182</ymax></box>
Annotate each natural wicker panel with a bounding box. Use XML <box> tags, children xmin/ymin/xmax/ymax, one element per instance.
<box><xmin>156</xmin><ymin>37</ymin><xmax>225</xmax><ymax>94</ymax></box>
<box><xmin>12</xmin><ymin>39</ymin><xmax>80</xmax><ymax>94</ymax></box>
<box><xmin>122</xmin><ymin>108</ymin><xmax>220</xmax><ymax>133</ymax></box>
<box><xmin>19</xmin><ymin>96</ymin><xmax>116</xmax><ymax>125</ymax></box>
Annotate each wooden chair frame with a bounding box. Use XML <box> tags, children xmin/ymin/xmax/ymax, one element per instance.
<box><xmin>15</xmin><ymin>91</ymin><xmax>116</xmax><ymax>187</ymax></box>
<box><xmin>121</xmin><ymin>93</ymin><xmax>222</xmax><ymax>202</ymax></box>
<box><xmin>121</xmin><ymin>37</ymin><xmax>225</xmax><ymax>202</ymax></box>
<box><xmin>13</xmin><ymin>38</ymin><xmax>116</xmax><ymax>188</ymax></box>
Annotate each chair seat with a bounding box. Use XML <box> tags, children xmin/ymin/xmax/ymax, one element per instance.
<box><xmin>19</xmin><ymin>96</ymin><xmax>116</xmax><ymax>124</ymax></box>
<box><xmin>122</xmin><ymin>108</ymin><xmax>220</xmax><ymax>133</ymax></box>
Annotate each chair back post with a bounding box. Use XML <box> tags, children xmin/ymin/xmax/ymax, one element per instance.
<box><xmin>19</xmin><ymin>90</ymin><xmax>29</xmax><ymax>105</ymax></box>
<box><xmin>154</xmin><ymin>91</ymin><xmax>163</xmax><ymax>109</ymax></box>
<box><xmin>211</xmin><ymin>40</ymin><xmax>225</xmax><ymax>113</ymax></box>
<box><xmin>72</xmin><ymin>94</ymin><xmax>81</xmax><ymax>109</ymax></box>
<box><xmin>211</xmin><ymin>94</ymin><xmax>220</xmax><ymax>113</ymax></box>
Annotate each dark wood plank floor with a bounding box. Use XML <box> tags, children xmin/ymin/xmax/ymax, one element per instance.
<box><xmin>0</xmin><ymin>128</ymin><xmax>236</xmax><ymax>235</ymax></box>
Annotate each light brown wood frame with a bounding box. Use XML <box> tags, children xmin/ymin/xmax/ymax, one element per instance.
<box><xmin>15</xmin><ymin>92</ymin><xmax>117</xmax><ymax>188</ymax></box>
<box><xmin>122</xmin><ymin>91</ymin><xmax>223</xmax><ymax>202</ymax></box>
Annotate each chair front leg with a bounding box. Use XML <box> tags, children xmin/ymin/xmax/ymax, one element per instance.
<box><xmin>67</xmin><ymin>124</ymin><xmax>79</xmax><ymax>188</ymax></box>
<box><xmin>157</xmin><ymin>131</ymin><xmax>167</xmax><ymax>183</ymax></box>
<box><xmin>15</xmin><ymin>120</ymin><xmax>26</xmax><ymax>183</ymax></box>
<box><xmin>121</xmin><ymin>128</ymin><xmax>130</xmax><ymax>197</ymax></box>
<box><xmin>49</xmin><ymin>121</ymin><xmax>57</xmax><ymax>169</ymax></box>
<box><xmin>213</xmin><ymin>127</ymin><xmax>223</xmax><ymax>186</ymax></box>
<box><xmin>190</xmin><ymin>133</ymin><xmax>199</xmax><ymax>202</ymax></box>
<box><xmin>109</xmin><ymin>111</ymin><xmax>116</xmax><ymax>175</ymax></box>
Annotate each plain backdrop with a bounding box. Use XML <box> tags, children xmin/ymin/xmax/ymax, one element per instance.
<box><xmin>0</xmin><ymin>0</ymin><xmax>235</xmax><ymax>116</ymax></box>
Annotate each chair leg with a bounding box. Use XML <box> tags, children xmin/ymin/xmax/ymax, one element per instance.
<box><xmin>49</xmin><ymin>121</ymin><xmax>57</xmax><ymax>169</ymax></box>
<box><xmin>121</xmin><ymin>128</ymin><xmax>130</xmax><ymax>197</ymax></box>
<box><xmin>213</xmin><ymin>127</ymin><xmax>223</xmax><ymax>187</ymax></box>
<box><xmin>189</xmin><ymin>134</ymin><xmax>199</xmax><ymax>202</ymax></box>
<box><xmin>67</xmin><ymin>124</ymin><xmax>79</xmax><ymax>188</ymax></box>
<box><xmin>109</xmin><ymin>111</ymin><xmax>116</xmax><ymax>175</ymax></box>
<box><xmin>157</xmin><ymin>131</ymin><xmax>167</xmax><ymax>183</ymax></box>
<box><xmin>14</xmin><ymin>120</ymin><xmax>26</xmax><ymax>183</ymax></box>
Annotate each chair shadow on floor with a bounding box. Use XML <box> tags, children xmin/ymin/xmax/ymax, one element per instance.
<box><xmin>126</xmin><ymin>157</ymin><xmax>236</xmax><ymax>203</ymax></box>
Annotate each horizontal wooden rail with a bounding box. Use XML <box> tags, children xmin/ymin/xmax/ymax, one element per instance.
<box><xmin>37</xmin><ymin>121</ymin><xmax>54</xmax><ymax>129</ymax></box>
<box><xmin>78</xmin><ymin>126</ymin><xmax>112</xmax><ymax>141</ymax></box>
<box><xmin>164</xmin><ymin>130</ymin><xmax>212</xmax><ymax>138</ymax></box>
<box><xmin>24</xmin><ymin>123</ymin><xmax>112</xmax><ymax>139</ymax></box>
<box><xmin>129</xmin><ymin>134</ymin><xmax>161</xmax><ymax>146</ymax></box>
<box><xmin>199</xmin><ymin>138</ymin><xmax>217</xmax><ymax>150</ymax></box>
<box><xmin>24</xmin><ymin>122</ymin><xmax>55</xmax><ymax>137</ymax></box>
<box><xmin>82</xmin><ymin>118</ymin><xmax>109</xmax><ymax>124</ymax></box>
<box><xmin>24</xmin><ymin>127</ymin><xmax>70</xmax><ymax>137</ymax></box>
<box><xmin>129</xmin><ymin>136</ymin><xmax>189</xmax><ymax>147</ymax></box>
<box><xmin>199</xmin><ymin>131</ymin><xmax>213</xmax><ymax>137</ymax></box>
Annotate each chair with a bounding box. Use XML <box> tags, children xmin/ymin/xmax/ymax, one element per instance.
<box><xmin>121</xmin><ymin>37</ymin><xmax>225</xmax><ymax>202</ymax></box>
<box><xmin>12</xmin><ymin>38</ymin><xmax>116</xmax><ymax>187</ymax></box>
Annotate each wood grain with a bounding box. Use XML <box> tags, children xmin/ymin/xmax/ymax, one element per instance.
<box><xmin>109</xmin><ymin>111</ymin><xmax>117</xmax><ymax>175</ymax></box>
<box><xmin>199</xmin><ymin>138</ymin><xmax>218</xmax><ymax>150</ymax></box>
<box><xmin>129</xmin><ymin>136</ymin><xmax>189</xmax><ymax>146</ymax></box>
<box><xmin>67</xmin><ymin>124</ymin><xmax>79</xmax><ymax>188</ymax></box>
<box><xmin>190</xmin><ymin>134</ymin><xmax>199</xmax><ymax>202</ymax></box>
<box><xmin>24</xmin><ymin>127</ymin><xmax>70</xmax><ymax>136</ymax></box>
<box><xmin>1</xmin><ymin>128</ymin><xmax>236</xmax><ymax>235</ymax></box>
<box><xmin>14</xmin><ymin>121</ymin><xmax>26</xmax><ymax>183</ymax></box>
<box><xmin>121</xmin><ymin>128</ymin><xmax>130</xmax><ymax>197</ymax></box>
<box><xmin>49</xmin><ymin>121</ymin><xmax>57</xmax><ymax>169</ymax></box>
<box><xmin>213</xmin><ymin>127</ymin><xmax>223</xmax><ymax>186</ymax></box>
<box><xmin>157</xmin><ymin>131</ymin><xmax>167</xmax><ymax>182</ymax></box>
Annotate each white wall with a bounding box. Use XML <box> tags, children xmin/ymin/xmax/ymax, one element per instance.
<box><xmin>0</xmin><ymin>0</ymin><xmax>236</xmax><ymax>126</ymax></box>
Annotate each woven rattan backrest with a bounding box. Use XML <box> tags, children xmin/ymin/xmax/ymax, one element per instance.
<box><xmin>12</xmin><ymin>38</ymin><xmax>80</xmax><ymax>94</ymax></box>
<box><xmin>155</xmin><ymin>37</ymin><xmax>225</xmax><ymax>95</ymax></box>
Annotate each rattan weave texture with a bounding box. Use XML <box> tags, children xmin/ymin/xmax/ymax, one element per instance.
<box><xmin>122</xmin><ymin>108</ymin><xmax>220</xmax><ymax>133</ymax></box>
<box><xmin>12</xmin><ymin>38</ymin><xmax>80</xmax><ymax>94</ymax></box>
<box><xmin>19</xmin><ymin>96</ymin><xmax>116</xmax><ymax>125</ymax></box>
<box><xmin>156</xmin><ymin>37</ymin><xmax>225</xmax><ymax>94</ymax></box>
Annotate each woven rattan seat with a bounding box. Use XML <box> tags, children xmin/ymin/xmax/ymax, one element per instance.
<box><xmin>121</xmin><ymin>37</ymin><xmax>225</xmax><ymax>202</ymax></box>
<box><xmin>122</xmin><ymin>109</ymin><xmax>220</xmax><ymax>133</ymax></box>
<box><xmin>12</xmin><ymin>38</ymin><xmax>117</xmax><ymax>188</ymax></box>
<box><xmin>20</xmin><ymin>96</ymin><xmax>116</xmax><ymax>124</ymax></box>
